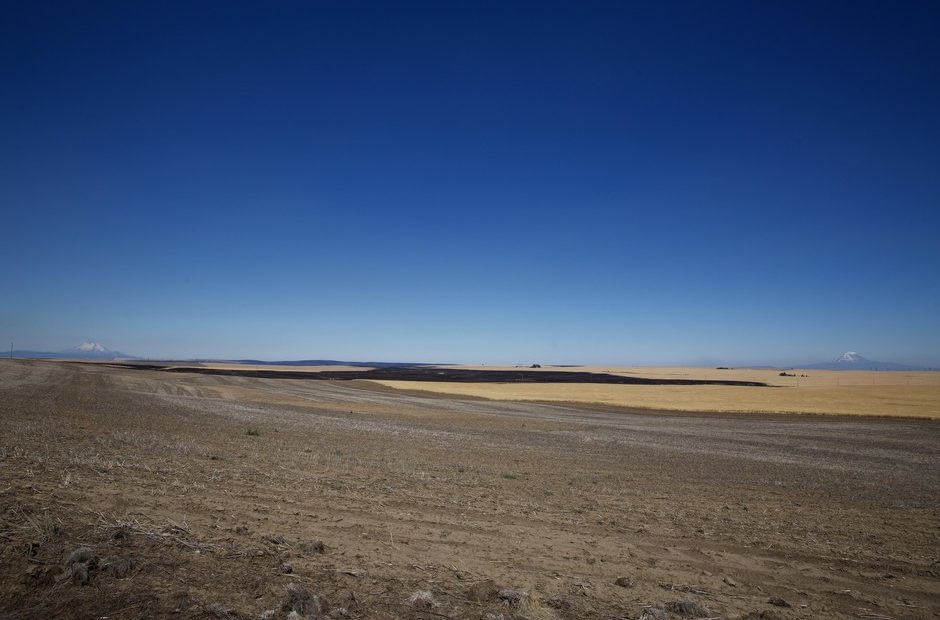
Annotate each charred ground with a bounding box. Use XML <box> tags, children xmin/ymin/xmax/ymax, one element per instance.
<box><xmin>109</xmin><ymin>363</ymin><xmax>769</xmax><ymax>387</ymax></box>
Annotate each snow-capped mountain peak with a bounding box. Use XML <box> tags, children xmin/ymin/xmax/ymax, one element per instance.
<box><xmin>803</xmin><ymin>351</ymin><xmax>922</xmax><ymax>370</ymax></box>
<box><xmin>56</xmin><ymin>341</ymin><xmax>137</xmax><ymax>360</ymax></box>
<box><xmin>9</xmin><ymin>342</ymin><xmax>137</xmax><ymax>360</ymax></box>
<box><xmin>73</xmin><ymin>341</ymin><xmax>108</xmax><ymax>352</ymax></box>
<box><xmin>837</xmin><ymin>351</ymin><xmax>863</xmax><ymax>363</ymax></box>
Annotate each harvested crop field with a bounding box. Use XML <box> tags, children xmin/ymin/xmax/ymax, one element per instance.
<box><xmin>374</xmin><ymin>367</ymin><xmax>940</xmax><ymax>418</ymax></box>
<box><xmin>1</xmin><ymin>359</ymin><xmax>938</xmax><ymax>619</ymax></box>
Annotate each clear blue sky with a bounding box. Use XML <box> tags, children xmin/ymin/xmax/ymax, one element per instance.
<box><xmin>2</xmin><ymin>1</ymin><xmax>939</xmax><ymax>365</ymax></box>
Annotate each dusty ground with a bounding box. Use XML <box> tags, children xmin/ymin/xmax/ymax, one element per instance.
<box><xmin>377</xmin><ymin>367</ymin><xmax>940</xmax><ymax>418</ymax></box>
<box><xmin>1</xmin><ymin>360</ymin><xmax>938</xmax><ymax>620</ymax></box>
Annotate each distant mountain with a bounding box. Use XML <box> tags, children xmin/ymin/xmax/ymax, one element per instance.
<box><xmin>802</xmin><ymin>352</ymin><xmax>925</xmax><ymax>371</ymax></box>
<box><xmin>8</xmin><ymin>341</ymin><xmax>137</xmax><ymax>361</ymax></box>
<box><xmin>69</xmin><ymin>341</ymin><xmax>109</xmax><ymax>353</ymax></box>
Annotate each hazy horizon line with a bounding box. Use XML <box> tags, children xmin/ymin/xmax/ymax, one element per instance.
<box><xmin>6</xmin><ymin>344</ymin><xmax>937</xmax><ymax>369</ymax></box>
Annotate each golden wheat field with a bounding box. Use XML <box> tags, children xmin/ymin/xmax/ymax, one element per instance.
<box><xmin>374</xmin><ymin>367</ymin><xmax>940</xmax><ymax>418</ymax></box>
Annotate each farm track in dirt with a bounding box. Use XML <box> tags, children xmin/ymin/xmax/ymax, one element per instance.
<box><xmin>0</xmin><ymin>359</ymin><xmax>937</xmax><ymax>619</ymax></box>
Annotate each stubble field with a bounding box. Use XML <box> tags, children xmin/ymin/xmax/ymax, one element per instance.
<box><xmin>1</xmin><ymin>360</ymin><xmax>938</xmax><ymax>619</ymax></box>
<box><xmin>375</xmin><ymin>366</ymin><xmax>940</xmax><ymax>418</ymax></box>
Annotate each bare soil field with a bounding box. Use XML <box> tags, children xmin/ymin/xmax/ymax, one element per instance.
<box><xmin>1</xmin><ymin>359</ymin><xmax>938</xmax><ymax>619</ymax></box>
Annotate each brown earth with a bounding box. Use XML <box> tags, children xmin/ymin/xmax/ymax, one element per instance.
<box><xmin>1</xmin><ymin>359</ymin><xmax>938</xmax><ymax>619</ymax></box>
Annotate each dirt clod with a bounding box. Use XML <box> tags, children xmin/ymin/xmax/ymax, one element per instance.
<box><xmin>467</xmin><ymin>579</ymin><xmax>499</xmax><ymax>602</ymax></box>
<box><xmin>408</xmin><ymin>590</ymin><xmax>437</xmax><ymax>608</ymax></box>
<box><xmin>665</xmin><ymin>599</ymin><xmax>711</xmax><ymax>617</ymax></box>
<box><xmin>639</xmin><ymin>607</ymin><xmax>667</xmax><ymax>620</ymax></box>
<box><xmin>66</xmin><ymin>547</ymin><xmax>94</xmax><ymax>566</ymax></box>
<box><xmin>299</xmin><ymin>540</ymin><xmax>325</xmax><ymax>554</ymax></box>
<box><xmin>284</xmin><ymin>583</ymin><xmax>322</xmax><ymax>617</ymax></box>
<box><xmin>615</xmin><ymin>576</ymin><xmax>633</xmax><ymax>587</ymax></box>
<box><xmin>63</xmin><ymin>546</ymin><xmax>98</xmax><ymax>586</ymax></box>
<box><xmin>111</xmin><ymin>525</ymin><xmax>131</xmax><ymax>542</ymax></box>
<box><xmin>207</xmin><ymin>603</ymin><xmax>238</xmax><ymax>619</ymax></box>
<box><xmin>740</xmin><ymin>612</ymin><xmax>785</xmax><ymax>620</ymax></box>
<box><xmin>767</xmin><ymin>596</ymin><xmax>791</xmax><ymax>607</ymax></box>
<box><xmin>69</xmin><ymin>562</ymin><xmax>90</xmax><ymax>585</ymax></box>
<box><xmin>102</xmin><ymin>557</ymin><xmax>134</xmax><ymax>579</ymax></box>
<box><xmin>545</xmin><ymin>596</ymin><xmax>570</xmax><ymax>610</ymax></box>
<box><xmin>498</xmin><ymin>588</ymin><xmax>529</xmax><ymax>608</ymax></box>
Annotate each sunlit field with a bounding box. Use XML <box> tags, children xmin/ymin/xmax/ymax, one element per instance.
<box><xmin>374</xmin><ymin>367</ymin><xmax>940</xmax><ymax>418</ymax></box>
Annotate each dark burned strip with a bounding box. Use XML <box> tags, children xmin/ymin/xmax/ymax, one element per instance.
<box><xmin>107</xmin><ymin>363</ymin><xmax>768</xmax><ymax>387</ymax></box>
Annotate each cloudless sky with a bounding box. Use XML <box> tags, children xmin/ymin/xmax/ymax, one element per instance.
<box><xmin>2</xmin><ymin>1</ymin><xmax>939</xmax><ymax>365</ymax></box>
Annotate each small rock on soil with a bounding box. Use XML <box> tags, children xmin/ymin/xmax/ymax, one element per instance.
<box><xmin>466</xmin><ymin>579</ymin><xmax>499</xmax><ymax>602</ymax></box>
<box><xmin>639</xmin><ymin>607</ymin><xmax>667</xmax><ymax>620</ymax></box>
<box><xmin>101</xmin><ymin>557</ymin><xmax>133</xmax><ymax>579</ymax></box>
<box><xmin>665</xmin><ymin>599</ymin><xmax>711</xmax><ymax>617</ymax></box>
<box><xmin>408</xmin><ymin>590</ymin><xmax>437</xmax><ymax>609</ymax></box>
<box><xmin>284</xmin><ymin>583</ymin><xmax>322</xmax><ymax>617</ymax></box>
